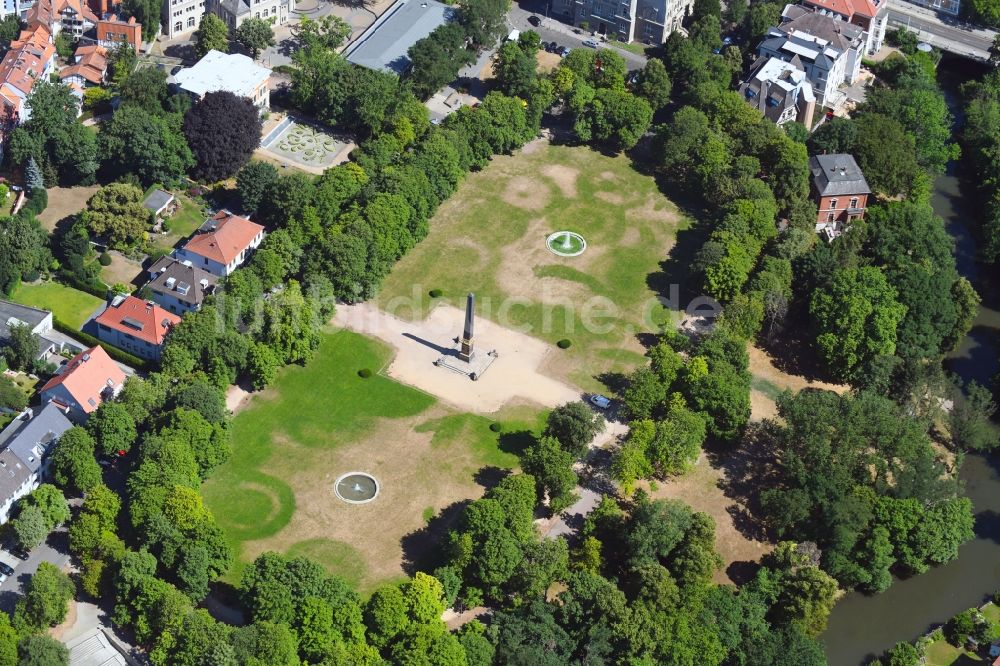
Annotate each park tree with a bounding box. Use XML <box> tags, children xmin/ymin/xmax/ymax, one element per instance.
<box><xmin>100</xmin><ymin>106</ymin><xmax>194</xmax><ymax>185</ymax></box>
<box><xmin>521</xmin><ymin>436</ymin><xmax>579</xmax><ymax>513</ymax></box>
<box><xmin>25</xmin><ymin>158</ymin><xmax>43</xmax><ymax>192</ymax></box>
<box><xmin>235</xmin><ymin>17</ymin><xmax>275</xmax><ymax>59</ymax></box>
<box><xmin>573</xmin><ymin>88</ymin><xmax>653</xmax><ymax>151</ymax></box>
<box><xmin>295</xmin><ymin>15</ymin><xmax>351</xmax><ymax>50</ymax></box>
<box><xmin>851</xmin><ymin>113</ymin><xmax>922</xmax><ymax>196</ymax></box>
<box><xmin>119</xmin><ymin>66</ymin><xmax>169</xmax><ymax>114</ymax></box>
<box><xmin>545</xmin><ymin>401</ymin><xmax>605</xmax><ymax>459</ymax></box>
<box><xmin>195</xmin><ymin>13</ymin><xmax>229</xmax><ymax>57</ymax></box>
<box><xmin>17</xmin><ymin>635</ymin><xmax>68</xmax><ymax>666</ymax></box>
<box><xmin>406</xmin><ymin>23</ymin><xmax>471</xmax><ymax>100</ymax></box>
<box><xmin>87</xmin><ymin>401</ymin><xmax>138</xmax><ymax>457</ymax></box>
<box><xmin>22</xmin><ymin>485</ymin><xmax>70</xmax><ymax>531</ymax></box>
<box><xmin>183</xmin><ymin>91</ymin><xmax>263</xmax><ymax>182</ymax></box>
<box><xmin>50</xmin><ymin>427</ymin><xmax>102</xmax><ymax>494</ymax></box>
<box><xmin>493</xmin><ymin>40</ymin><xmax>537</xmax><ymax>100</ymax></box>
<box><xmin>15</xmin><ymin>562</ymin><xmax>74</xmax><ymax>630</ymax></box>
<box><xmin>950</xmin><ymin>380</ymin><xmax>999</xmax><ymax>451</ymax></box>
<box><xmin>12</xmin><ymin>505</ymin><xmax>48</xmax><ymax>550</ymax></box>
<box><xmin>246</xmin><ymin>342</ymin><xmax>281</xmax><ymax>390</ymax></box>
<box><xmin>635</xmin><ymin>58</ymin><xmax>672</xmax><ymax>111</ymax></box>
<box><xmin>80</xmin><ymin>183</ymin><xmax>149</xmax><ymax>249</ymax></box>
<box><xmin>122</xmin><ymin>0</ymin><xmax>160</xmax><ymax>40</ymax></box>
<box><xmin>236</xmin><ymin>160</ymin><xmax>278</xmax><ymax>213</ymax></box>
<box><xmin>810</xmin><ymin>266</ymin><xmax>907</xmax><ymax>382</ymax></box>
<box><xmin>3</xmin><ymin>323</ymin><xmax>38</xmax><ymax>371</ymax></box>
<box><xmin>459</xmin><ymin>0</ymin><xmax>509</xmax><ymax>48</ymax></box>
<box><xmin>107</xmin><ymin>42</ymin><xmax>137</xmax><ymax>88</ymax></box>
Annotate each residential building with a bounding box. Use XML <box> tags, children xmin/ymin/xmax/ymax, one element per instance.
<box><xmin>162</xmin><ymin>0</ymin><xmax>204</xmax><ymax>38</ymax></box>
<box><xmin>94</xmin><ymin>295</ymin><xmax>181</xmax><ymax>361</ymax></box>
<box><xmin>146</xmin><ymin>256</ymin><xmax>218</xmax><ymax>315</ymax></box>
<box><xmin>550</xmin><ymin>0</ymin><xmax>692</xmax><ymax>44</ymax></box>
<box><xmin>59</xmin><ymin>44</ymin><xmax>107</xmax><ymax>88</ymax></box>
<box><xmin>739</xmin><ymin>56</ymin><xmax>816</xmax><ymax>129</ymax></box>
<box><xmin>0</xmin><ymin>299</ymin><xmax>65</xmax><ymax>360</ymax></box>
<box><xmin>344</xmin><ymin>0</ymin><xmax>457</xmax><ymax>74</ymax></box>
<box><xmin>173</xmin><ymin>210</ymin><xmax>265</xmax><ymax>277</ymax></box>
<box><xmin>25</xmin><ymin>0</ymin><xmax>98</xmax><ymax>39</ymax></box>
<box><xmin>172</xmin><ymin>50</ymin><xmax>271</xmax><ymax>110</ymax></box>
<box><xmin>799</xmin><ymin>0</ymin><xmax>888</xmax><ymax>55</ymax></box>
<box><xmin>809</xmin><ymin>153</ymin><xmax>871</xmax><ymax>237</ymax></box>
<box><xmin>0</xmin><ymin>24</ymin><xmax>55</xmax><ymax>133</ymax></box>
<box><xmin>0</xmin><ymin>403</ymin><xmax>73</xmax><ymax>524</ymax></box>
<box><xmin>207</xmin><ymin>0</ymin><xmax>292</xmax><ymax>32</ymax></box>
<box><xmin>96</xmin><ymin>15</ymin><xmax>141</xmax><ymax>52</ymax></box>
<box><xmin>757</xmin><ymin>4</ymin><xmax>865</xmax><ymax>107</ymax></box>
<box><xmin>39</xmin><ymin>345</ymin><xmax>126</xmax><ymax>422</ymax></box>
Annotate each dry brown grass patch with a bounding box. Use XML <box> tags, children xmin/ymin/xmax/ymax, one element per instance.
<box><xmin>502</xmin><ymin>176</ymin><xmax>551</xmax><ymax>210</ymax></box>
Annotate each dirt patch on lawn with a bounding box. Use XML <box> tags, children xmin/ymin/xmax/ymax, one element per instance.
<box><xmin>502</xmin><ymin>176</ymin><xmax>551</xmax><ymax>210</ymax></box>
<box><xmin>536</xmin><ymin>50</ymin><xmax>562</xmax><ymax>73</ymax></box>
<box><xmin>37</xmin><ymin>184</ymin><xmax>100</xmax><ymax>231</ymax></box>
<box><xmin>240</xmin><ymin>405</ymin><xmax>498</xmax><ymax>592</ymax></box>
<box><xmin>748</xmin><ymin>345</ymin><xmax>848</xmax><ymax>421</ymax></box>
<box><xmin>540</xmin><ymin>164</ymin><xmax>578</xmax><ymax>198</ymax></box>
<box><xmin>100</xmin><ymin>252</ymin><xmax>143</xmax><ymax>287</ymax></box>
<box><xmin>625</xmin><ymin>193</ymin><xmax>680</xmax><ymax>226</ymax></box>
<box><xmin>646</xmin><ymin>453</ymin><xmax>771</xmax><ymax>585</ymax></box>
<box><xmin>620</xmin><ymin>226</ymin><xmax>641</xmax><ymax>246</ymax></box>
<box><xmin>495</xmin><ymin>215</ymin><xmax>608</xmax><ymax>304</ymax></box>
<box><xmin>594</xmin><ymin>191</ymin><xmax>625</xmax><ymax>205</ymax></box>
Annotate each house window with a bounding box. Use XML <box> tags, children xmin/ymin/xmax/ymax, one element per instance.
<box><xmin>850</xmin><ymin>197</ymin><xmax>859</xmax><ymax>209</ymax></box>
<box><xmin>827</xmin><ymin>212</ymin><xmax>835</xmax><ymax>223</ymax></box>
<box><xmin>174</xmin><ymin>21</ymin><xmax>182</xmax><ymax>31</ymax></box>
<box><xmin>254</xmin><ymin>11</ymin><xmax>259</xmax><ymax>16</ymax></box>
<box><xmin>187</xmin><ymin>15</ymin><xmax>195</xmax><ymax>26</ymax></box>
<box><xmin>829</xmin><ymin>198</ymin><xmax>837</xmax><ymax>210</ymax></box>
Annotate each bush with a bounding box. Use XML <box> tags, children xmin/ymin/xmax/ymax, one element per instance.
<box><xmin>489</xmin><ymin>422</ymin><xmax>502</xmax><ymax>432</ymax></box>
<box><xmin>429</xmin><ymin>289</ymin><xmax>443</xmax><ymax>298</ymax></box>
<box><xmin>557</xmin><ymin>339</ymin><xmax>572</xmax><ymax>349</ymax></box>
<box><xmin>22</xmin><ymin>270</ymin><xmax>39</xmax><ymax>283</ymax></box>
<box><xmin>358</xmin><ymin>368</ymin><xmax>372</xmax><ymax>378</ymax></box>
<box><xmin>98</xmin><ymin>253</ymin><xmax>112</xmax><ymax>266</ymax></box>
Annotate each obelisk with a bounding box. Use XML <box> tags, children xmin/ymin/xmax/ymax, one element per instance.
<box><xmin>459</xmin><ymin>293</ymin><xmax>474</xmax><ymax>361</ymax></box>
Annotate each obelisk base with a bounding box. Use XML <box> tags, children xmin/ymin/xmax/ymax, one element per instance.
<box><xmin>435</xmin><ymin>347</ymin><xmax>498</xmax><ymax>381</ymax></box>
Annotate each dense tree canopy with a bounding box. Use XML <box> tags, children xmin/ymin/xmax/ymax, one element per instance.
<box><xmin>183</xmin><ymin>91</ymin><xmax>262</xmax><ymax>182</ymax></box>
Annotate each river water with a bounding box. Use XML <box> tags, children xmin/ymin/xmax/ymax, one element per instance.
<box><xmin>822</xmin><ymin>56</ymin><xmax>1000</xmax><ymax>665</ymax></box>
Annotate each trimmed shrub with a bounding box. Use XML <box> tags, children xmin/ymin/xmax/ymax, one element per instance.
<box><xmin>489</xmin><ymin>422</ymin><xmax>502</xmax><ymax>432</ymax></box>
<box><xmin>429</xmin><ymin>289</ymin><xmax>443</xmax><ymax>298</ymax></box>
<box><xmin>557</xmin><ymin>339</ymin><xmax>572</xmax><ymax>349</ymax></box>
<box><xmin>98</xmin><ymin>253</ymin><xmax>112</xmax><ymax>266</ymax></box>
<box><xmin>358</xmin><ymin>368</ymin><xmax>372</xmax><ymax>378</ymax></box>
<box><xmin>51</xmin><ymin>318</ymin><xmax>148</xmax><ymax>371</ymax></box>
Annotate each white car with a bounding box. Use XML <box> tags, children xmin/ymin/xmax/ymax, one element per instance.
<box><xmin>589</xmin><ymin>394</ymin><xmax>611</xmax><ymax>409</ymax></box>
<box><xmin>582</xmin><ymin>38</ymin><xmax>600</xmax><ymax>49</ymax></box>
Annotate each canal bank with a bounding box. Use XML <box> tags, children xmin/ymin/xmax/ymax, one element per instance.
<box><xmin>822</xmin><ymin>54</ymin><xmax>1000</xmax><ymax>665</ymax></box>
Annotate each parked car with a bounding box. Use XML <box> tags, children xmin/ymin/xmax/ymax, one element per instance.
<box><xmin>582</xmin><ymin>38</ymin><xmax>600</xmax><ymax>48</ymax></box>
<box><xmin>722</xmin><ymin>35</ymin><xmax>734</xmax><ymax>46</ymax></box>
<box><xmin>528</xmin><ymin>14</ymin><xmax>541</xmax><ymax>26</ymax></box>
<box><xmin>589</xmin><ymin>394</ymin><xmax>612</xmax><ymax>409</ymax></box>
<box><xmin>10</xmin><ymin>547</ymin><xmax>28</xmax><ymax>561</ymax></box>
<box><xmin>0</xmin><ymin>562</ymin><xmax>14</xmax><ymax>577</ymax></box>
<box><xmin>545</xmin><ymin>41</ymin><xmax>559</xmax><ymax>52</ymax></box>
<box><xmin>559</xmin><ymin>46</ymin><xmax>572</xmax><ymax>57</ymax></box>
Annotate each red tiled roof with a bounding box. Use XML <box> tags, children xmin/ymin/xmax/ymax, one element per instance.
<box><xmin>96</xmin><ymin>15</ymin><xmax>141</xmax><ymax>52</ymax></box>
<box><xmin>27</xmin><ymin>0</ymin><xmax>98</xmax><ymax>28</ymax></box>
<box><xmin>60</xmin><ymin>44</ymin><xmax>106</xmax><ymax>85</ymax></box>
<box><xmin>40</xmin><ymin>346</ymin><xmax>126</xmax><ymax>415</ymax></box>
<box><xmin>802</xmin><ymin>0</ymin><xmax>880</xmax><ymax>19</ymax></box>
<box><xmin>182</xmin><ymin>211</ymin><xmax>264</xmax><ymax>265</ymax></box>
<box><xmin>95</xmin><ymin>296</ymin><xmax>181</xmax><ymax>346</ymax></box>
<box><xmin>0</xmin><ymin>24</ymin><xmax>55</xmax><ymax>99</ymax></box>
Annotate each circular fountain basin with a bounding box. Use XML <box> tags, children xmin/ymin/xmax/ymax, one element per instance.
<box><xmin>334</xmin><ymin>472</ymin><xmax>380</xmax><ymax>504</ymax></box>
<box><xmin>546</xmin><ymin>231</ymin><xmax>587</xmax><ymax>257</ymax></box>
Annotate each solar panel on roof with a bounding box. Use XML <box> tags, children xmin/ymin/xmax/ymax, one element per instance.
<box><xmin>122</xmin><ymin>317</ymin><xmax>144</xmax><ymax>331</ymax></box>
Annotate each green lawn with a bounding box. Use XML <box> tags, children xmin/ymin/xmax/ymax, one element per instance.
<box><xmin>203</xmin><ymin>329</ymin><xmax>537</xmax><ymax>592</ymax></box>
<box><xmin>143</xmin><ymin>185</ymin><xmax>207</xmax><ymax>251</ymax></box>
<box><xmin>10</xmin><ymin>281</ymin><xmax>104</xmax><ymax>330</ymax></box>
<box><xmin>377</xmin><ymin>143</ymin><xmax>689</xmax><ymax>391</ymax></box>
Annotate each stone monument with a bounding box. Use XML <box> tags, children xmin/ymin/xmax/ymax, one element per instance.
<box><xmin>435</xmin><ymin>293</ymin><xmax>498</xmax><ymax>381</ymax></box>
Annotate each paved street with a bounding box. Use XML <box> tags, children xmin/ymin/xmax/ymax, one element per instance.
<box><xmin>886</xmin><ymin>1</ymin><xmax>996</xmax><ymax>60</ymax></box>
<box><xmin>507</xmin><ymin>1</ymin><xmax>649</xmax><ymax>69</ymax></box>
<box><xmin>0</xmin><ymin>526</ymin><xmax>71</xmax><ymax>614</ymax></box>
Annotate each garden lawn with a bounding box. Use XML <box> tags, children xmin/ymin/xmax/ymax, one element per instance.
<box><xmin>10</xmin><ymin>281</ymin><xmax>103</xmax><ymax>330</ymax></box>
<box><xmin>377</xmin><ymin>141</ymin><xmax>689</xmax><ymax>391</ymax></box>
<box><xmin>203</xmin><ymin>329</ymin><xmax>540</xmax><ymax>595</ymax></box>
<box><xmin>149</xmin><ymin>189</ymin><xmax>207</xmax><ymax>251</ymax></box>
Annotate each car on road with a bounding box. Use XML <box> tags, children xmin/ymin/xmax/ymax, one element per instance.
<box><xmin>0</xmin><ymin>562</ymin><xmax>14</xmax><ymax>577</ymax></box>
<box><xmin>582</xmin><ymin>38</ymin><xmax>600</xmax><ymax>48</ymax></box>
<box><xmin>545</xmin><ymin>41</ymin><xmax>558</xmax><ymax>52</ymax></box>
<box><xmin>589</xmin><ymin>394</ymin><xmax>612</xmax><ymax>410</ymax></box>
<box><xmin>528</xmin><ymin>15</ymin><xmax>541</xmax><ymax>26</ymax></box>
<box><xmin>8</xmin><ymin>547</ymin><xmax>28</xmax><ymax>561</ymax></box>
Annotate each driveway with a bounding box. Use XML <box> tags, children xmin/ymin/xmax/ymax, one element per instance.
<box><xmin>0</xmin><ymin>527</ymin><xmax>72</xmax><ymax>614</ymax></box>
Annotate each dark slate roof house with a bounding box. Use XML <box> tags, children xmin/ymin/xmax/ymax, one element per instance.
<box><xmin>0</xmin><ymin>403</ymin><xmax>73</xmax><ymax>523</ymax></box>
<box><xmin>146</xmin><ymin>257</ymin><xmax>218</xmax><ymax>314</ymax></box>
<box><xmin>809</xmin><ymin>154</ymin><xmax>872</xmax><ymax>197</ymax></box>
